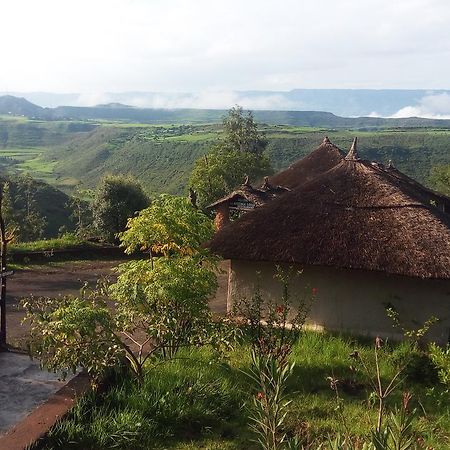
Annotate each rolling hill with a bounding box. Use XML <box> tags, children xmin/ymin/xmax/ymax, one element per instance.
<box><xmin>41</xmin><ymin>125</ymin><xmax>450</xmax><ymax>196</ymax></box>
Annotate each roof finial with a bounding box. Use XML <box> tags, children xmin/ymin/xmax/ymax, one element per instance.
<box><xmin>243</xmin><ymin>175</ymin><xmax>250</xmax><ymax>186</ymax></box>
<box><xmin>345</xmin><ymin>137</ymin><xmax>359</xmax><ymax>161</ymax></box>
<box><xmin>387</xmin><ymin>159</ymin><xmax>394</xmax><ymax>169</ymax></box>
<box><xmin>322</xmin><ymin>136</ymin><xmax>331</xmax><ymax>145</ymax></box>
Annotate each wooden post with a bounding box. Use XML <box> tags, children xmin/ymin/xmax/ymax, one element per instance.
<box><xmin>0</xmin><ymin>186</ymin><xmax>9</xmax><ymax>349</ymax></box>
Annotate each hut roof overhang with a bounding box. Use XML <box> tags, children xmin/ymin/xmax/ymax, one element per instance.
<box><xmin>208</xmin><ymin>140</ymin><xmax>450</xmax><ymax>280</ymax></box>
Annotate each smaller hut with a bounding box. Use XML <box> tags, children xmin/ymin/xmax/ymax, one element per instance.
<box><xmin>206</xmin><ymin>176</ymin><xmax>289</xmax><ymax>230</ymax></box>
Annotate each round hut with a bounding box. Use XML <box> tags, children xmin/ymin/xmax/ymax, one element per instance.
<box><xmin>208</xmin><ymin>138</ymin><xmax>450</xmax><ymax>343</ymax></box>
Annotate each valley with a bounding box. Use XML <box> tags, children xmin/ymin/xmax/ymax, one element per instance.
<box><xmin>1</xmin><ymin>115</ymin><xmax>450</xmax><ymax>197</ymax></box>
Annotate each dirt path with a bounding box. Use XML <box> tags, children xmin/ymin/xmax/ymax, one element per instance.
<box><xmin>5</xmin><ymin>259</ymin><xmax>228</xmax><ymax>347</ymax></box>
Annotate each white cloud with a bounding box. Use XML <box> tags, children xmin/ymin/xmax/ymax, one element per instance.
<box><xmin>74</xmin><ymin>90</ymin><xmax>296</xmax><ymax>110</ymax></box>
<box><xmin>390</xmin><ymin>93</ymin><xmax>450</xmax><ymax>119</ymax></box>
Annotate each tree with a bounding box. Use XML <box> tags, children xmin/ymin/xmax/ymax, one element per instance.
<box><xmin>189</xmin><ymin>106</ymin><xmax>273</xmax><ymax>209</ymax></box>
<box><xmin>92</xmin><ymin>174</ymin><xmax>149</xmax><ymax>242</ymax></box>
<box><xmin>221</xmin><ymin>105</ymin><xmax>268</xmax><ymax>155</ymax></box>
<box><xmin>190</xmin><ymin>150</ymin><xmax>272</xmax><ymax>210</ymax></box>
<box><xmin>23</xmin><ymin>195</ymin><xmax>220</xmax><ymax>382</ymax></box>
<box><xmin>430</xmin><ymin>165</ymin><xmax>450</xmax><ymax>196</ymax></box>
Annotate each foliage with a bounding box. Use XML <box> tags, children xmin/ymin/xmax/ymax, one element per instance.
<box><xmin>92</xmin><ymin>174</ymin><xmax>149</xmax><ymax>242</ymax></box>
<box><xmin>119</xmin><ymin>194</ymin><xmax>214</xmax><ymax>256</ymax></box>
<box><xmin>109</xmin><ymin>255</ymin><xmax>218</xmax><ymax>360</ymax></box>
<box><xmin>22</xmin><ymin>291</ymin><xmax>125</xmax><ymax>380</ymax></box>
<box><xmin>0</xmin><ymin>173</ymin><xmax>76</xmax><ymax>240</ymax></box>
<box><xmin>190</xmin><ymin>149</ymin><xmax>273</xmax><ymax>209</ymax></box>
<box><xmin>189</xmin><ymin>106</ymin><xmax>273</xmax><ymax>209</ymax></box>
<box><xmin>371</xmin><ymin>393</ymin><xmax>420</xmax><ymax>450</ymax></box>
<box><xmin>245</xmin><ymin>350</ymin><xmax>295</xmax><ymax>450</ymax></box>
<box><xmin>429</xmin><ymin>164</ymin><xmax>450</xmax><ymax>196</ymax></box>
<box><xmin>385</xmin><ymin>304</ymin><xmax>439</xmax><ymax>345</ymax></box>
<box><xmin>23</xmin><ymin>193</ymin><xmax>220</xmax><ymax>382</ymax></box>
<box><xmin>2</xmin><ymin>174</ymin><xmax>47</xmax><ymax>241</ymax></box>
<box><xmin>347</xmin><ymin>337</ymin><xmax>409</xmax><ymax>433</ymax></box>
<box><xmin>323</xmin><ymin>393</ymin><xmax>422</xmax><ymax>450</ymax></box>
<box><xmin>428</xmin><ymin>343</ymin><xmax>450</xmax><ymax>394</ymax></box>
<box><xmin>34</xmin><ymin>348</ymin><xmax>248</xmax><ymax>450</ymax></box>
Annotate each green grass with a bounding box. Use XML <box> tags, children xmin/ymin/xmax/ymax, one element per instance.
<box><xmin>9</xmin><ymin>234</ymin><xmax>94</xmax><ymax>253</ymax></box>
<box><xmin>36</xmin><ymin>333</ymin><xmax>450</xmax><ymax>450</ymax></box>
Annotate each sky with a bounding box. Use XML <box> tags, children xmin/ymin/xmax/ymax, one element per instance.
<box><xmin>1</xmin><ymin>0</ymin><xmax>450</xmax><ymax>113</ymax></box>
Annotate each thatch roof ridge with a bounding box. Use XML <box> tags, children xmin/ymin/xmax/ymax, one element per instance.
<box><xmin>208</xmin><ymin>156</ymin><xmax>450</xmax><ymax>279</ymax></box>
<box><xmin>269</xmin><ymin>136</ymin><xmax>345</xmax><ymax>189</ymax></box>
<box><xmin>344</xmin><ymin>137</ymin><xmax>360</xmax><ymax>161</ymax></box>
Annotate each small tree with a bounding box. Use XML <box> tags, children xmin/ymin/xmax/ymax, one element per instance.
<box><xmin>189</xmin><ymin>106</ymin><xmax>273</xmax><ymax>209</ymax></box>
<box><xmin>68</xmin><ymin>185</ymin><xmax>94</xmax><ymax>238</ymax></box>
<box><xmin>23</xmin><ymin>195</ymin><xmax>219</xmax><ymax>382</ymax></box>
<box><xmin>92</xmin><ymin>174</ymin><xmax>149</xmax><ymax>242</ymax></box>
<box><xmin>221</xmin><ymin>105</ymin><xmax>268</xmax><ymax>155</ymax></box>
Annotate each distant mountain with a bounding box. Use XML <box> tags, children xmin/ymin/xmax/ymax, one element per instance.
<box><xmin>95</xmin><ymin>102</ymin><xmax>134</xmax><ymax>108</ymax></box>
<box><xmin>0</xmin><ymin>95</ymin><xmax>45</xmax><ymax>117</ymax></box>
<box><xmin>3</xmin><ymin>89</ymin><xmax>450</xmax><ymax>117</ymax></box>
<box><xmin>2</xmin><ymin>94</ymin><xmax>450</xmax><ymax>128</ymax></box>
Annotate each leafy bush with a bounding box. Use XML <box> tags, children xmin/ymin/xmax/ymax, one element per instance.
<box><xmin>92</xmin><ymin>174</ymin><xmax>149</xmax><ymax>242</ymax></box>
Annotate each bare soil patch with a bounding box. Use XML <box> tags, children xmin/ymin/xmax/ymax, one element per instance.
<box><xmin>6</xmin><ymin>259</ymin><xmax>228</xmax><ymax>347</ymax></box>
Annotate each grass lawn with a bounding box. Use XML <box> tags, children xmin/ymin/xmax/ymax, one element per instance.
<box><xmin>34</xmin><ymin>332</ymin><xmax>450</xmax><ymax>450</ymax></box>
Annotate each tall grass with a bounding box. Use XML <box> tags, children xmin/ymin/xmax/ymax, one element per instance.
<box><xmin>35</xmin><ymin>333</ymin><xmax>450</xmax><ymax>450</ymax></box>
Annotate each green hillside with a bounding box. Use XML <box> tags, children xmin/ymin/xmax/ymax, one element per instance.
<box><xmin>1</xmin><ymin>113</ymin><xmax>449</xmax><ymax>198</ymax></box>
<box><xmin>42</xmin><ymin>124</ymin><xmax>450</xmax><ymax>195</ymax></box>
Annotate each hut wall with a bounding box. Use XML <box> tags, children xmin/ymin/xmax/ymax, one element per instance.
<box><xmin>227</xmin><ymin>260</ymin><xmax>450</xmax><ymax>344</ymax></box>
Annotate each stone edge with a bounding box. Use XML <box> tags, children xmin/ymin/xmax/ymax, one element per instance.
<box><xmin>0</xmin><ymin>371</ymin><xmax>91</xmax><ymax>450</ymax></box>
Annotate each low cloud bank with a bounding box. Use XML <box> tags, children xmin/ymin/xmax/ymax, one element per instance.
<box><xmin>390</xmin><ymin>93</ymin><xmax>450</xmax><ymax>119</ymax></box>
<box><xmin>75</xmin><ymin>91</ymin><xmax>297</xmax><ymax>111</ymax></box>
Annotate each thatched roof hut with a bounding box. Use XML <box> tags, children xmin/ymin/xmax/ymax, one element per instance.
<box><xmin>206</xmin><ymin>177</ymin><xmax>290</xmax><ymax>230</ymax></box>
<box><xmin>269</xmin><ymin>136</ymin><xmax>344</xmax><ymax>189</ymax></box>
<box><xmin>206</xmin><ymin>177</ymin><xmax>289</xmax><ymax>212</ymax></box>
<box><xmin>209</xmin><ymin>138</ymin><xmax>450</xmax><ymax>280</ymax></box>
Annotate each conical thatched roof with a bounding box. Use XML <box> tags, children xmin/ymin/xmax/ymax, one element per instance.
<box><xmin>269</xmin><ymin>136</ymin><xmax>345</xmax><ymax>189</ymax></box>
<box><xmin>208</xmin><ymin>144</ymin><xmax>450</xmax><ymax>279</ymax></box>
<box><xmin>206</xmin><ymin>178</ymin><xmax>290</xmax><ymax>211</ymax></box>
